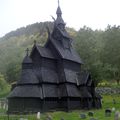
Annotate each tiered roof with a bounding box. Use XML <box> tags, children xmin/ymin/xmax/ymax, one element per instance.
<box><xmin>8</xmin><ymin>1</ymin><xmax>96</xmax><ymax>101</ymax></box>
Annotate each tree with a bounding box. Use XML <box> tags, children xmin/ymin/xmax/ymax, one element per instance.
<box><xmin>0</xmin><ymin>73</ymin><xmax>7</xmax><ymax>91</ymax></box>
<box><xmin>74</xmin><ymin>26</ymin><xmax>103</xmax><ymax>85</ymax></box>
<box><xmin>6</xmin><ymin>62</ymin><xmax>21</xmax><ymax>83</ymax></box>
<box><xmin>101</xmin><ymin>25</ymin><xmax>120</xmax><ymax>84</ymax></box>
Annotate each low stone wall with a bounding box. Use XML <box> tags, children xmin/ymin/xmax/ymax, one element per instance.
<box><xmin>96</xmin><ymin>87</ymin><xmax>120</xmax><ymax>94</ymax></box>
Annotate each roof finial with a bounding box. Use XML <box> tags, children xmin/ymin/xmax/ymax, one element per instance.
<box><xmin>56</xmin><ymin>0</ymin><xmax>62</xmax><ymax>15</ymax></box>
<box><xmin>58</xmin><ymin>0</ymin><xmax>60</xmax><ymax>6</ymax></box>
<box><xmin>26</xmin><ymin>48</ymin><xmax>29</xmax><ymax>56</ymax></box>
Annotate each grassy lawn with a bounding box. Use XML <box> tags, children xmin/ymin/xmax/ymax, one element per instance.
<box><xmin>0</xmin><ymin>94</ymin><xmax>120</xmax><ymax>120</ymax></box>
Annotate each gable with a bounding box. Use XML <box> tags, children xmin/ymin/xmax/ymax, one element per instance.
<box><xmin>30</xmin><ymin>45</ymin><xmax>55</xmax><ymax>60</ymax></box>
<box><xmin>49</xmin><ymin>38</ymin><xmax>83</xmax><ymax>64</ymax></box>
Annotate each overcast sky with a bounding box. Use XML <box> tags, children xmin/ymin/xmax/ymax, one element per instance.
<box><xmin>0</xmin><ymin>0</ymin><xmax>120</xmax><ymax>37</ymax></box>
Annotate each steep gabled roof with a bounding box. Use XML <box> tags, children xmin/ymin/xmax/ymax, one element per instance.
<box><xmin>64</xmin><ymin>69</ymin><xmax>77</xmax><ymax>84</ymax></box>
<box><xmin>37</xmin><ymin>45</ymin><xmax>55</xmax><ymax>59</ymax></box>
<box><xmin>17</xmin><ymin>69</ymin><xmax>39</xmax><ymax>85</ymax></box>
<box><xmin>42</xmin><ymin>84</ymin><xmax>58</xmax><ymax>98</ymax></box>
<box><xmin>66</xmin><ymin>84</ymin><xmax>81</xmax><ymax>97</ymax></box>
<box><xmin>22</xmin><ymin>55</ymin><xmax>32</xmax><ymax>64</ymax></box>
<box><xmin>59</xmin><ymin>84</ymin><xmax>81</xmax><ymax>97</ymax></box>
<box><xmin>78</xmin><ymin>71</ymin><xmax>91</xmax><ymax>85</ymax></box>
<box><xmin>41</xmin><ymin>68</ymin><xmax>59</xmax><ymax>84</ymax></box>
<box><xmin>50</xmin><ymin>38</ymin><xmax>83</xmax><ymax>63</ymax></box>
<box><xmin>31</xmin><ymin>44</ymin><xmax>55</xmax><ymax>59</ymax></box>
<box><xmin>34</xmin><ymin>68</ymin><xmax>59</xmax><ymax>84</ymax></box>
<box><xmin>8</xmin><ymin>85</ymin><xmax>43</xmax><ymax>98</ymax></box>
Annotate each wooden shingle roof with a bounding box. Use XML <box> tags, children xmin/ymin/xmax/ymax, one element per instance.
<box><xmin>17</xmin><ymin>69</ymin><xmax>39</xmax><ymax>85</ymax></box>
<box><xmin>50</xmin><ymin>38</ymin><xmax>83</xmax><ymax>64</ymax></box>
<box><xmin>59</xmin><ymin>84</ymin><xmax>81</xmax><ymax>97</ymax></box>
<box><xmin>42</xmin><ymin>84</ymin><xmax>58</xmax><ymax>98</ymax></box>
<box><xmin>31</xmin><ymin>44</ymin><xmax>55</xmax><ymax>59</ymax></box>
<box><xmin>22</xmin><ymin>55</ymin><xmax>32</xmax><ymax>64</ymax></box>
<box><xmin>8</xmin><ymin>85</ymin><xmax>43</xmax><ymax>98</ymax></box>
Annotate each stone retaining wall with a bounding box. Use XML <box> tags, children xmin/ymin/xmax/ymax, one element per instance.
<box><xmin>96</xmin><ymin>87</ymin><xmax>120</xmax><ymax>94</ymax></box>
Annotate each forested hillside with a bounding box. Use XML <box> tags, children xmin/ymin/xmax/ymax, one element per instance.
<box><xmin>0</xmin><ymin>22</ymin><xmax>120</xmax><ymax>88</ymax></box>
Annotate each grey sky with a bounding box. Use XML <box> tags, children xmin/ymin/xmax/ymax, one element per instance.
<box><xmin>0</xmin><ymin>0</ymin><xmax>120</xmax><ymax>37</ymax></box>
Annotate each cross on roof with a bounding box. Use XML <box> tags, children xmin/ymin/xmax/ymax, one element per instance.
<box><xmin>26</xmin><ymin>48</ymin><xmax>29</xmax><ymax>56</ymax></box>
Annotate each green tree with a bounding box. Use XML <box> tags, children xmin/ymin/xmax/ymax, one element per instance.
<box><xmin>74</xmin><ymin>26</ymin><xmax>103</xmax><ymax>85</ymax></box>
<box><xmin>101</xmin><ymin>25</ymin><xmax>120</xmax><ymax>84</ymax></box>
<box><xmin>6</xmin><ymin>62</ymin><xmax>21</xmax><ymax>83</ymax></box>
<box><xmin>0</xmin><ymin>73</ymin><xmax>7</xmax><ymax>91</ymax></box>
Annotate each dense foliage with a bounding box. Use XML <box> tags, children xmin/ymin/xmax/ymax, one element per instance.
<box><xmin>0</xmin><ymin>22</ymin><xmax>120</xmax><ymax>86</ymax></box>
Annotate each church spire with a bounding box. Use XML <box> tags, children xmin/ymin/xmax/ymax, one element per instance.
<box><xmin>56</xmin><ymin>0</ymin><xmax>62</xmax><ymax>17</ymax></box>
<box><xmin>58</xmin><ymin>0</ymin><xmax>59</xmax><ymax>6</ymax></box>
<box><xmin>55</xmin><ymin>0</ymin><xmax>65</xmax><ymax>26</ymax></box>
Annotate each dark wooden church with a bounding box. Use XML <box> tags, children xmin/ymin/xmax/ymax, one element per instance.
<box><xmin>8</xmin><ymin>2</ymin><xmax>101</xmax><ymax>114</ymax></box>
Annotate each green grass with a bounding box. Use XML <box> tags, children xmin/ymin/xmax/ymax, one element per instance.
<box><xmin>98</xmin><ymin>81</ymin><xmax>120</xmax><ymax>88</ymax></box>
<box><xmin>0</xmin><ymin>94</ymin><xmax>120</xmax><ymax>120</ymax></box>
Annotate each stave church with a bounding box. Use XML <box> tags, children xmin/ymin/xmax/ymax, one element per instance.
<box><xmin>8</xmin><ymin>1</ymin><xmax>101</xmax><ymax>114</ymax></box>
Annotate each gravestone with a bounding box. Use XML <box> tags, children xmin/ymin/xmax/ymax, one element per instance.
<box><xmin>105</xmin><ymin>108</ymin><xmax>111</xmax><ymax>117</ymax></box>
<box><xmin>114</xmin><ymin>111</ymin><xmax>120</xmax><ymax>120</ymax></box>
<box><xmin>60</xmin><ymin>117</ymin><xmax>65</xmax><ymax>120</ymax></box>
<box><xmin>80</xmin><ymin>113</ymin><xmax>87</xmax><ymax>119</ymax></box>
<box><xmin>88</xmin><ymin>111</ymin><xmax>94</xmax><ymax>117</ymax></box>
<box><xmin>37</xmin><ymin>112</ymin><xmax>40</xmax><ymax>119</ymax></box>
<box><xmin>19</xmin><ymin>118</ymin><xmax>24</xmax><ymax>120</ymax></box>
<box><xmin>46</xmin><ymin>115</ymin><xmax>52</xmax><ymax>120</ymax></box>
<box><xmin>112</xmin><ymin>107</ymin><xmax>116</xmax><ymax>112</ymax></box>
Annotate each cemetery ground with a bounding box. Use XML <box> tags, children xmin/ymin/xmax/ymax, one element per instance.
<box><xmin>0</xmin><ymin>94</ymin><xmax>120</xmax><ymax>120</ymax></box>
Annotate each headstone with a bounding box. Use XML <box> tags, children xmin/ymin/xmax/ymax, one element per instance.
<box><xmin>80</xmin><ymin>113</ymin><xmax>86</xmax><ymax>119</ymax></box>
<box><xmin>19</xmin><ymin>118</ymin><xmax>24</xmax><ymax>120</ymax></box>
<box><xmin>114</xmin><ymin>111</ymin><xmax>120</xmax><ymax>120</ymax></box>
<box><xmin>105</xmin><ymin>108</ymin><xmax>111</xmax><ymax>117</ymax></box>
<box><xmin>60</xmin><ymin>117</ymin><xmax>65</xmax><ymax>120</ymax></box>
<box><xmin>88</xmin><ymin>111</ymin><xmax>94</xmax><ymax>117</ymax></box>
<box><xmin>112</xmin><ymin>107</ymin><xmax>116</xmax><ymax>112</ymax></box>
<box><xmin>46</xmin><ymin>115</ymin><xmax>52</xmax><ymax>120</ymax></box>
<box><xmin>37</xmin><ymin>112</ymin><xmax>40</xmax><ymax>119</ymax></box>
